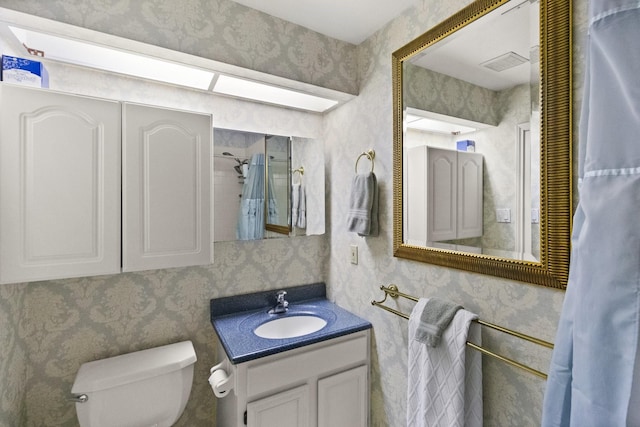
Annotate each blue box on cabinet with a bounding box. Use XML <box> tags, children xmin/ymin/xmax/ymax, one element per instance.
<box><xmin>1</xmin><ymin>55</ymin><xmax>49</xmax><ymax>88</ymax></box>
<box><xmin>456</xmin><ymin>139</ymin><xmax>475</xmax><ymax>152</ymax></box>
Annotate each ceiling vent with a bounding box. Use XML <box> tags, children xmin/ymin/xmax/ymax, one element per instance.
<box><xmin>480</xmin><ymin>51</ymin><xmax>529</xmax><ymax>72</ymax></box>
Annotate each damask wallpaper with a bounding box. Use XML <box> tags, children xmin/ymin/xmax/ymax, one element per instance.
<box><xmin>0</xmin><ymin>0</ymin><xmax>588</xmax><ymax>426</ymax></box>
<box><xmin>404</xmin><ymin>63</ymin><xmax>501</xmax><ymax>126</ymax></box>
<box><xmin>0</xmin><ymin>284</ymin><xmax>27</xmax><ymax>427</ymax></box>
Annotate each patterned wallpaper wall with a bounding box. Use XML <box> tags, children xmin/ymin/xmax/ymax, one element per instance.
<box><xmin>0</xmin><ymin>285</ymin><xmax>27</xmax><ymax>427</ymax></box>
<box><xmin>404</xmin><ymin>63</ymin><xmax>500</xmax><ymax>126</ymax></box>
<box><xmin>324</xmin><ymin>1</ymin><xmax>586</xmax><ymax>426</ymax></box>
<box><xmin>0</xmin><ymin>0</ymin><xmax>589</xmax><ymax>427</ymax></box>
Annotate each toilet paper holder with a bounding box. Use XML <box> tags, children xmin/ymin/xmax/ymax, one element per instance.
<box><xmin>209</xmin><ymin>362</ymin><xmax>234</xmax><ymax>398</ymax></box>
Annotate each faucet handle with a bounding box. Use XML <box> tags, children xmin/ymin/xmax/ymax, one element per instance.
<box><xmin>276</xmin><ymin>290</ymin><xmax>287</xmax><ymax>302</ymax></box>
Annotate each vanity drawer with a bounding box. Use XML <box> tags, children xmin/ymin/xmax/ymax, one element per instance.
<box><xmin>245</xmin><ymin>333</ymin><xmax>368</xmax><ymax>398</ymax></box>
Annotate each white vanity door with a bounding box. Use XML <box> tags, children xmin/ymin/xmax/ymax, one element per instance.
<box><xmin>318</xmin><ymin>365</ymin><xmax>368</xmax><ymax>427</ymax></box>
<box><xmin>122</xmin><ymin>103</ymin><xmax>212</xmax><ymax>272</ymax></box>
<box><xmin>246</xmin><ymin>384</ymin><xmax>310</xmax><ymax>427</ymax></box>
<box><xmin>0</xmin><ymin>84</ymin><xmax>121</xmax><ymax>284</ymax></box>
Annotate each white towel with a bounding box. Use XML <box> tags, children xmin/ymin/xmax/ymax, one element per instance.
<box><xmin>291</xmin><ymin>183</ymin><xmax>300</xmax><ymax>225</ymax></box>
<box><xmin>297</xmin><ymin>184</ymin><xmax>306</xmax><ymax>229</ymax></box>
<box><xmin>291</xmin><ymin>183</ymin><xmax>306</xmax><ymax>229</ymax></box>
<box><xmin>407</xmin><ymin>298</ymin><xmax>483</xmax><ymax>427</ymax></box>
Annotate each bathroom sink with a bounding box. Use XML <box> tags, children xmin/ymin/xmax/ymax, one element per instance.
<box><xmin>254</xmin><ymin>315</ymin><xmax>327</xmax><ymax>339</ymax></box>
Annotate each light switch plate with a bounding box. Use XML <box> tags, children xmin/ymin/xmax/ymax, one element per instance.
<box><xmin>496</xmin><ymin>208</ymin><xmax>511</xmax><ymax>223</ymax></box>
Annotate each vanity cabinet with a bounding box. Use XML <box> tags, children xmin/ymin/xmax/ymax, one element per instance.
<box><xmin>406</xmin><ymin>146</ymin><xmax>483</xmax><ymax>244</ymax></box>
<box><xmin>217</xmin><ymin>330</ymin><xmax>369</xmax><ymax>427</ymax></box>
<box><xmin>0</xmin><ymin>84</ymin><xmax>212</xmax><ymax>284</ymax></box>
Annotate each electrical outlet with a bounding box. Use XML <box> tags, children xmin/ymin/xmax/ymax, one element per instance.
<box><xmin>350</xmin><ymin>245</ymin><xmax>358</xmax><ymax>265</ymax></box>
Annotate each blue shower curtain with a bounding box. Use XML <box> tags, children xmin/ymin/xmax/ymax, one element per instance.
<box><xmin>236</xmin><ymin>153</ymin><xmax>265</xmax><ymax>240</ymax></box>
<box><xmin>542</xmin><ymin>1</ymin><xmax>640</xmax><ymax>426</ymax></box>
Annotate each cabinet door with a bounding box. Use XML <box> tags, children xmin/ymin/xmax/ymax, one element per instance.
<box><xmin>246</xmin><ymin>384</ymin><xmax>309</xmax><ymax>427</ymax></box>
<box><xmin>0</xmin><ymin>84</ymin><xmax>121</xmax><ymax>284</ymax></box>
<box><xmin>318</xmin><ymin>365</ymin><xmax>368</xmax><ymax>427</ymax></box>
<box><xmin>427</xmin><ymin>147</ymin><xmax>457</xmax><ymax>241</ymax></box>
<box><xmin>405</xmin><ymin>145</ymin><xmax>428</xmax><ymax>246</ymax></box>
<box><xmin>457</xmin><ymin>151</ymin><xmax>483</xmax><ymax>239</ymax></box>
<box><xmin>122</xmin><ymin>103</ymin><xmax>212</xmax><ymax>271</ymax></box>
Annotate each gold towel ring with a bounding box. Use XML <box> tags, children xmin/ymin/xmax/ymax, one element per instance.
<box><xmin>355</xmin><ymin>149</ymin><xmax>375</xmax><ymax>174</ymax></box>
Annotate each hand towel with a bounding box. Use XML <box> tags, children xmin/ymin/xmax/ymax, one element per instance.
<box><xmin>347</xmin><ymin>172</ymin><xmax>378</xmax><ymax>236</ymax></box>
<box><xmin>414</xmin><ymin>297</ymin><xmax>463</xmax><ymax>347</ymax></box>
<box><xmin>291</xmin><ymin>183</ymin><xmax>300</xmax><ymax>226</ymax></box>
<box><xmin>297</xmin><ymin>184</ymin><xmax>306</xmax><ymax>229</ymax></box>
<box><xmin>362</xmin><ymin>172</ymin><xmax>378</xmax><ymax>237</ymax></box>
<box><xmin>407</xmin><ymin>298</ymin><xmax>483</xmax><ymax>427</ymax></box>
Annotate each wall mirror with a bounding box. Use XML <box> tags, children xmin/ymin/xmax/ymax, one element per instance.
<box><xmin>265</xmin><ymin>135</ymin><xmax>292</xmax><ymax>235</ymax></box>
<box><xmin>392</xmin><ymin>0</ymin><xmax>572</xmax><ymax>289</ymax></box>
<box><xmin>213</xmin><ymin>128</ymin><xmax>325</xmax><ymax>242</ymax></box>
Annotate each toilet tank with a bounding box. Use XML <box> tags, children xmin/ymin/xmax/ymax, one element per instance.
<box><xmin>71</xmin><ymin>340</ymin><xmax>197</xmax><ymax>427</ymax></box>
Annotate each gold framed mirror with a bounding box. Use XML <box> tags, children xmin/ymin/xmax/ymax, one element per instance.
<box><xmin>392</xmin><ymin>0</ymin><xmax>572</xmax><ymax>289</ymax></box>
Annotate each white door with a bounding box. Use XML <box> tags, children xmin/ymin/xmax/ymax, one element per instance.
<box><xmin>318</xmin><ymin>365</ymin><xmax>368</xmax><ymax>427</ymax></box>
<box><xmin>0</xmin><ymin>85</ymin><xmax>121</xmax><ymax>284</ymax></box>
<box><xmin>122</xmin><ymin>103</ymin><xmax>212</xmax><ymax>272</ymax></box>
<box><xmin>246</xmin><ymin>384</ymin><xmax>309</xmax><ymax>427</ymax></box>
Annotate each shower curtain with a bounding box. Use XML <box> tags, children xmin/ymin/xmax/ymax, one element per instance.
<box><xmin>542</xmin><ymin>1</ymin><xmax>640</xmax><ymax>426</ymax></box>
<box><xmin>236</xmin><ymin>153</ymin><xmax>265</xmax><ymax>240</ymax></box>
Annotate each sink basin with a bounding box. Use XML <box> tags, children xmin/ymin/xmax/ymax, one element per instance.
<box><xmin>254</xmin><ymin>315</ymin><xmax>327</xmax><ymax>339</ymax></box>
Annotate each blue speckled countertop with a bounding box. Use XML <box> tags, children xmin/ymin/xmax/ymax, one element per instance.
<box><xmin>210</xmin><ymin>283</ymin><xmax>372</xmax><ymax>364</ymax></box>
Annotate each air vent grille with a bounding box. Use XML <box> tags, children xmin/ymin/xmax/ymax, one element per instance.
<box><xmin>481</xmin><ymin>51</ymin><xmax>528</xmax><ymax>72</ymax></box>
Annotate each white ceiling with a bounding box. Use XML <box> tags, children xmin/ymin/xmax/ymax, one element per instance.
<box><xmin>228</xmin><ymin>0</ymin><xmax>418</xmax><ymax>45</ymax></box>
<box><xmin>411</xmin><ymin>0</ymin><xmax>537</xmax><ymax>91</ymax></box>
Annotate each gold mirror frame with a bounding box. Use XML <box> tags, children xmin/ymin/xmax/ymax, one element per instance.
<box><xmin>392</xmin><ymin>0</ymin><xmax>572</xmax><ymax>289</ymax></box>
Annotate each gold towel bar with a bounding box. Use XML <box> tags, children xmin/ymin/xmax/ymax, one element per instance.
<box><xmin>371</xmin><ymin>284</ymin><xmax>553</xmax><ymax>380</ymax></box>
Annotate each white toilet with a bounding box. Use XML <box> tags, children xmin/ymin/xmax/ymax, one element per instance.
<box><xmin>71</xmin><ymin>340</ymin><xmax>197</xmax><ymax>427</ymax></box>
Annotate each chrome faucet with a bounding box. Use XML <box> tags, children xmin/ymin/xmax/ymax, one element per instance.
<box><xmin>269</xmin><ymin>290</ymin><xmax>289</xmax><ymax>314</ymax></box>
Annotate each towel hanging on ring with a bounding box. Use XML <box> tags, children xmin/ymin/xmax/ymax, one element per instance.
<box><xmin>347</xmin><ymin>150</ymin><xmax>378</xmax><ymax>236</ymax></box>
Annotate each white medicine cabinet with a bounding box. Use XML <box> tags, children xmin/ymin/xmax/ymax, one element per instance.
<box><xmin>405</xmin><ymin>146</ymin><xmax>483</xmax><ymax>245</ymax></box>
<box><xmin>0</xmin><ymin>83</ymin><xmax>212</xmax><ymax>284</ymax></box>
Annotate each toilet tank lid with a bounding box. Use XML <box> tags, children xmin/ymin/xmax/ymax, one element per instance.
<box><xmin>71</xmin><ymin>340</ymin><xmax>197</xmax><ymax>393</ymax></box>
